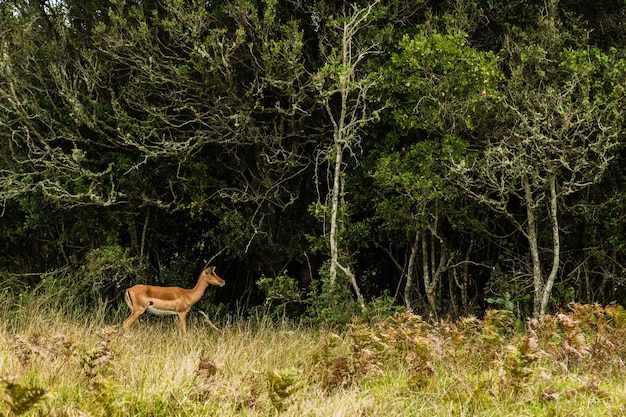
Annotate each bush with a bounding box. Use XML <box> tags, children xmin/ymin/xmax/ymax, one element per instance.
<box><xmin>256</xmin><ymin>273</ymin><xmax>303</xmax><ymax>319</ymax></box>
<box><xmin>255</xmin><ymin>269</ymin><xmax>366</xmax><ymax>325</ymax></box>
<box><xmin>39</xmin><ymin>245</ymin><xmax>147</xmax><ymax>315</ymax></box>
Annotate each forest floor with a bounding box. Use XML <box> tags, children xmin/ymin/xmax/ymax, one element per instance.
<box><xmin>2</xmin><ymin>302</ymin><xmax>626</xmax><ymax>416</ymax></box>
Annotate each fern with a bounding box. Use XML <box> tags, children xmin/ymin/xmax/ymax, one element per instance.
<box><xmin>0</xmin><ymin>377</ymin><xmax>47</xmax><ymax>416</ymax></box>
<box><xmin>266</xmin><ymin>369</ymin><xmax>301</xmax><ymax>412</ymax></box>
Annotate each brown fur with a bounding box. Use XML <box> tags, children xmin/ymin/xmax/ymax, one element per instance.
<box><xmin>123</xmin><ymin>266</ymin><xmax>225</xmax><ymax>336</ymax></box>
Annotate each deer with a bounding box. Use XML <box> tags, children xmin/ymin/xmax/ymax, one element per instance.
<box><xmin>123</xmin><ymin>266</ymin><xmax>225</xmax><ymax>336</ymax></box>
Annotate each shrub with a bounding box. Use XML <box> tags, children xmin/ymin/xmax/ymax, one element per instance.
<box><xmin>0</xmin><ymin>377</ymin><xmax>47</xmax><ymax>416</ymax></box>
<box><xmin>38</xmin><ymin>245</ymin><xmax>147</xmax><ymax>314</ymax></box>
<box><xmin>256</xmin><ymin>273</ymin><xmax>304</xmax><ymax>319</ymax></box>
<box><xmin>310</xmin><ymin>311</ymin><xmax>437</xmax><ymax>389</ymax></box>
<box><xmin>265</xmin><ymin>369</ymin><xmax>302</xmax><ymax>412</ymax></box>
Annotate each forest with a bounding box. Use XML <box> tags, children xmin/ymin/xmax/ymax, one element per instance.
<box><xmin>1</xmin><ymin>0</ymin><xmax>626</xmax><ymax>321</ymax></box>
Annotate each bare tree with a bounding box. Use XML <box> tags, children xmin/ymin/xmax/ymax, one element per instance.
<box><xmin>313</xmin><ymin>1</ymin><xmax>383</xmax><ymax>311</ymax></box>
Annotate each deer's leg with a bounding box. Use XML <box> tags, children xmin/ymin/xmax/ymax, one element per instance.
<box><xmin>123</xmin><ymin>306</ymin><xmax>147</xmax><ymax>335</ymax></box>
<box><xmin>176</xmin><ymin>311</ymin><xmax>188</xmax><ymax>337</ymax></box>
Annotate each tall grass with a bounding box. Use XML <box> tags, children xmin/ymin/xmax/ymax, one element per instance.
<box><xmin>2</xmin><ymin>298</ymin><xmax>626</xmax><ymax>416</ymax></box>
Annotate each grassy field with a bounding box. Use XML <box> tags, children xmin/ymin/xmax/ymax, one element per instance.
<box><xmin>2</xmin><ymin>301</ymin><xmax>626</xmax><ymax>416</ymax></box>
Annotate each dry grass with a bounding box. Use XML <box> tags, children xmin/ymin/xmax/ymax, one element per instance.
<box><xmin>2</xmin><ymin>303</ymin><xmax>626</xmax><ymax>416</ymax></box>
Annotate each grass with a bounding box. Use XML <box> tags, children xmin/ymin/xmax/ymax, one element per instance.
<box><xmin>2</xmin><ymin>301</ymin><xmax>626</xmax><ymax>416</ymax></box>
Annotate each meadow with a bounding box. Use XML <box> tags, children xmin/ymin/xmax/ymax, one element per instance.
<box><xmin>2</xmin><ymin>299</ymin><xmax>626</xmax><ymax>416</ymax></box>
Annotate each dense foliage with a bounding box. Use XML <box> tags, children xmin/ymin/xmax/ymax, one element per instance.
<box><xmin>1</xmin><ymin>0</ymin><xmax>626</xmax><ymax>318</ymax></box>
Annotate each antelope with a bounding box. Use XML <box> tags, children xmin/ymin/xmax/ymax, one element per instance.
<box><xmin>123</xmin><ymin>266</ymin><xmax>225</xmax><ymax>336</ymax></box>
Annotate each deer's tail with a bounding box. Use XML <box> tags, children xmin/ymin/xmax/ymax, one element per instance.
<box><xmin>124</xmin><ymin>289</ymin><xmax>133</xmax><ymax>309</ymax></box>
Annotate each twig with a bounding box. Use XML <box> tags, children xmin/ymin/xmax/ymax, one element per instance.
<box><xmin>204</xmin><ymin>248</ymin><xmax>226</xmax><ymax>269</ymax></box>
<box><xmin>198</xmin><ymin>310</ymin><xmax>223</xmax><ymax>333</ymax></box>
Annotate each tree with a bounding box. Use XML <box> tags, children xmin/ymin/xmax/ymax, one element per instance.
<box><xmin>312</xmin><ymin>1</ymin><xmax>384</xmax><ymax>312</ymax></box>
<box><xmin>372</xmin><ymin>20</ymin><xmax>501</xmax><ymax>312</ymax></box>
<box><xmin>0</xmin><ymin>0</ymin><xmax>319</xmax><ymax>290</ymax></box>
<box><xmin>454</xmin><ymin>1</ymin><xmax>625</xmax><ymax>316</ymax></box>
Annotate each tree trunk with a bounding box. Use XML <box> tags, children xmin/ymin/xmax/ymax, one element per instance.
<box><xmin>455</xmin><ymin>233</ymin><xmax>474</xmax><ymax>315</ymax></box>
<box><xmin>140</xmin><ymin>206</ymin><xmax>150</xmax><ymax>266</ymax></box>
<box><xmin>539</xmin><ymin>176</ymin><xmax>560</xmax><ymax>315</ymax></box>
<box><xmin>337</xmin><ymin>263</ymin><xmax>366</xmax><ymax>312</ymax></box>
<box><xmin>421</xmin><ymin>231</ymin><xmax>436</xmax><ymax>311</ymax></box>
<box><xmin>328</xmin><ymin>136</ymin><xmax>343</xmax><ymax>286</ymax></box>
<box><xmin>522</xmin><ymin>173</ymin><xmax>544</xmax><ymax>316</ymax></box>
<box><xmin>404</xmin><ymin>231</ymin><xmax>420</xmax><ymax>309</ymax></box>
<box><xmin>328</xmin><ymin>137</ymin><xmax>365</xmax><ymax>312</ymax></box>
<box><xmin>448</xmin><ymin>270</ymin><xmax>459</xmax><ymax>317</ymax></box>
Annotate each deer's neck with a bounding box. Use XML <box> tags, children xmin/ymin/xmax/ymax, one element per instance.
<box><xmin>186</xmin><ymin>277</ymin><xmax>209</xmax><ymax>304</ymax></box>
